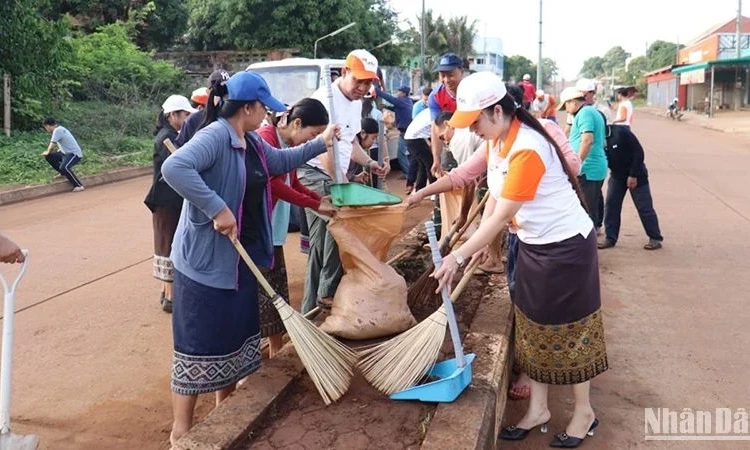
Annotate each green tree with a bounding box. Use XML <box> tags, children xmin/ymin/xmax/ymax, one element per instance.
<box><xmin>646</xmin><ymin>40</ymin><xmax>682</xmax><ymax>70</ymax></box>
<box><xmin>39</xmin><ymin>0</ymin><xmax>188</xmax><ymax>50</ymax></box>
<box><xmin>623</xmin><ymin>55</ymin><xmax>648</xmax><ymax>85</ymax></box>
<box><xmin>185</xmin><ymin>0</ymin><xmax>404</xmax><ymax>65</ymax></box>
<box><xmin>534</xmin><ymin>57</ymin><xmax>558</xmax><ymax>85</ymax></box>
<box><xmin>68</xmin><ymin>23</ymin><xmax>185</xmax><ymax>104</ymax></box>
<box><xmin>580</xmin><ymin>56</ymin><xmax>605</xmax><ymax>78</ymax></box>
<box><xmin>0</xmin><ymin>0</ymin><xmax>74</xmax><ymax>129</ymax></box>
<box><xmin>602</xmin><ymin>45</ymin><xmax>631</xmax><ymax>74</ymax></box>
<box><xmin>504</xmin><ymin>55</ymin><xmax>535</xmax><ymax>83</ymax></box>
<box><xmin>135</xmin><ymin>0</ymin><xmax>189</xmax><ymax>50</ymax></box>
<box><xmin>446</xmin><ymin>16</ymin><xmax>478</xmax><ymax>59</ymax></box>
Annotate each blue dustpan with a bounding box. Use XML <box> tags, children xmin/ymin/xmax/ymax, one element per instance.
<box><xmin>390</xmin><ymin>353</ymin><xmax>476</xmax><ymax>402</ymax></box>
<box><xmin>390</xmin><ymin>221</ymin><xmax>473</xmax><ymax>403</ymax></box>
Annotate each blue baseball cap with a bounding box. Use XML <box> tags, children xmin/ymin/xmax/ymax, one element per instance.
<box><xmin>227</xmin><ymin>72</ymin><xmax>286</xmax><ymax>112</ymax></box>
<box><xmin>434</xmin><ymin>53</ymin><xmax>463</xmax><ymax>72</ymax></box>
<box><xmin>397</xmin><ymin>85</ymin><xmax>411</xmax><ymax>94</ymax></box>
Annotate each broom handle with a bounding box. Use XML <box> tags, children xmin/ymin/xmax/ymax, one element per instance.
<box><xmin>426</xmin><ymin>221</ymin><xmax>465</xmax><ymax>368</ymax></box>
<box><xmin>451</xmin><ymin>257</ymin><xmax>481</xmax><ymax>301</ymax></box>
<box><xmin>324</xmin><ymin>65</ymin><xmax>343</xmax><ymax>185</ymax></box>
<box><xmin>230</xmin><ymin>237</ymin><xmax>278</xmax><ymax>299</ymax></box>
<box><xmin>163</xmin><ymin>138</ymin><xmax>178</xmax><ymax>154</ymax></box>
<box><xmin>447</xmin><ymin>190</ymin><xmax>490</xmax><ymax>250</ymax></box>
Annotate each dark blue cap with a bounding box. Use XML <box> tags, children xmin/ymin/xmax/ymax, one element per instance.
<box><xmin>398</xmin><ymin>85</ymin><xmax>410</xmax><ymax>94</ymax></box>
<box><xmin>434</xmin><ymin>53</ymin><xmax>463</xmax><ymax>72</ymax></box>
<box><xmin>228</xmin><ymin>72</ymin><xmax>286</xmax><ymax>112</ymax></box>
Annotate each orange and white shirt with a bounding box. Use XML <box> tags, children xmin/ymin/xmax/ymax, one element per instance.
<box><xmin>614</xmin><ymin>99</ymin><xmax>633</xmax><ymax>126</ymax></box>
<box><xmin>487</xmin><ymin>120</ymin><xmax>593</xmax><ymax>245</ymax></box>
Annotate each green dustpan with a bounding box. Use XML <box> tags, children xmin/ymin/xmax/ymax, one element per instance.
<box><xmin>324</xmin><ymin>64</ymin><xmax>402</xmax><ymax>208</ymax></box>
<box><xmin>329</xmin><ymin>182</ymin><xmax>402</xmax><ymax>207</ymax></box>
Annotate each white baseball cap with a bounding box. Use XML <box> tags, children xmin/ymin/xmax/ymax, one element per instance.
<box><xmin>575</xmin><ymin>78</ymin><xmax>596</xmax><ymax>93</ymax></box>
<box><xmin>558</xmin><ymin>87</ymin><xmax>585</xmax><ymax>110</ymax></box>
<box><xmin>522</xmin><ymin>74</ymin><xmax>531</xmax><ymax>80</ymax></box>
<box><xmin>448</xmin><ymin>71</ymin><xmax>507</xmax><ymax>129</ymax></box>
<box><xmin>536</xmin><ymin>89</ymin><xmax>545</xmax><ymax>97</ymax></box>
<box><xmin>162</xmin><ymin>95</ymin><xmax>197</xmax><ymax>114</ymax></box>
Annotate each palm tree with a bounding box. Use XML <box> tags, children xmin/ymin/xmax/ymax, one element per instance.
<box><xmin>415</xmin><ymin>11</ymin><xmax>478</xmax><ymax>81</ymax></box>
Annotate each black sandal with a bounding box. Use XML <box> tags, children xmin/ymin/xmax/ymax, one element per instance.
<box><xmin>160</xmin><ymin>292</ymin><xmax>173</xmax><ymax>313</ymax></box>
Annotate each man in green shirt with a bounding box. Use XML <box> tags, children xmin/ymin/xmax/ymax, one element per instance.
<box><xmin>560</xmin><ymin>87</ymin><xmax>607</xmax><ymax>227</ymax></box>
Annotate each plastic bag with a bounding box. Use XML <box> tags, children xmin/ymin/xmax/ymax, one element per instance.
<box><xmin>321</xmin><ymin>204</ymin><xmax>416</xmax><ymax>340</ymax></box>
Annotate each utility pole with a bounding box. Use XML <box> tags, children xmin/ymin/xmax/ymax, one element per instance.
<box><xmin>536</xmin><ymin>0</ymin><xmax>543</xmax><ymax>89</ymax></box>
<box><xmin>420</xmin><ymin>0</ymin><xmax>426</xmax><ymax>86</ymax></box>
<box><xmin>737</xmin><ymin>0</ymin><xmax>743</xmax><ymax>59</ymax></box>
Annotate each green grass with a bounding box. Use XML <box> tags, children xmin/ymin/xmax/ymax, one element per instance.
<box><xmin>0</xmin><ymin>101</ymin><xmax>157</xmax><ymax>186</ymax></box>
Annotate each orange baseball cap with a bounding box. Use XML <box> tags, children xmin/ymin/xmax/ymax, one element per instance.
<box><xmin>345</xmin><ymin>50</ymin><xmax>379</xmax><ymax>80</ymax></box>
<box><xmin>191</xmin><ymin>87</ymin><xmax>209</xmax><ymax>106</ymax></box>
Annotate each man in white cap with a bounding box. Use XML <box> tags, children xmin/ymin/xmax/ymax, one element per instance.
<box><xmin>298</xmin><ymin>49</ymin><xmax>388</xmax><ymax>313</ymax></box>
<box><xmin>564</xmin><ymin>78</ymin><xmax>597</xmax><ymax>137</ymax></box>
<box><xmin>531</xmin><ymin>89</ymin><xmax>558</xmax><ymax>122</ymax></box>
<box><xmin>519</xmin><ymin>74</ymin><xmax>536</xmax><ymax>110</ymax></box>
<box><xmin>560</xmin><ymin>87</ymin><xmax>607</xmax><ymax>229</ymax></box>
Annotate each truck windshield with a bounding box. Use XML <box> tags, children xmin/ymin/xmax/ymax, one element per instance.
<box><xmin>250</xmin><ymin>66</ymin><xmax>321</xmax><ymax>107</ymax></box>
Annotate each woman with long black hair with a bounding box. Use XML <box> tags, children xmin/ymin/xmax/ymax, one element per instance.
<box><xmin>431</xmin><ymin>72</ymin><xmax>608</xmax><ymax>448</ymax></box>
<box><xmin>144</xmin><ymin>95</ymin><xmax>196</xmax><ymax>313</ymax></box>
<box><xmin>161</xmin><ymin>71</ymin><xmax>339</xmax><ymax>445</ymax></box>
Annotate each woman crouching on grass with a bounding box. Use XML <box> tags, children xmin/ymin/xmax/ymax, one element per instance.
<box><xmin>256</xmin><ymin>98</ymin><xmax>337</xmax><ymax>357</ymax></box>
<box><xmin>430</xmin><ymin>72</ymin><xmax>608</xmax><ymax>448</ymax></box>
<box><xmin>161</xmin><ymin>71</ymin><xmax>339</xmax><ymax>446</ymax></box>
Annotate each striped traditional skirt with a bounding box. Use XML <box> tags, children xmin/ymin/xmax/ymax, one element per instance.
<box><xmin>171</xmin><ymin>263</ymin><xmax>261</xmax><ymax>395</ymax></box>
<box><xmin>151</xmin><ymin>207</ymin><xmax>180</xmax><ymax>282</ymax></box>
<box><xmin>258</xmin><ymin>246</ymin><xmax>289</xmax><ymax>337</ymax></box>
<box><xmin>513</xmin><ymin>229</ymin><xmax>608</xmax><ymax>385</ymax></box>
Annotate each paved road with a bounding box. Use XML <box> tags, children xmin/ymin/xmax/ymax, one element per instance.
<box><xmin>503</xmin><ymin>113</ymin><xmax>750</xmax><ymax>448</ymax></box>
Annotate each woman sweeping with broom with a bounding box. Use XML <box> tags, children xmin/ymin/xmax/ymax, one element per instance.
<box><xmin>256</xmin><ymin>98</ymin><xmax>337</xmax><ymax>357</ymax></box>
<box><xmin>431</xmin><ymin>72</ymin><xmax>608</xmax><ymax>448</ymax></box>
<box><xmin>161</xmin><ymin>71</ymin><xmax>339</xmax><ymax>446</ymax></box>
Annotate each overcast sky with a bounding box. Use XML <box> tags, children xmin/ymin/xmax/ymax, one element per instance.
<box><xmin>390</xmin><ymin>0</ymin><xmax>744</xmax><ymax>79</ymax></box>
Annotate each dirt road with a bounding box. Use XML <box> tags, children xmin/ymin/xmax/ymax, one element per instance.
<box><xmin>0</xmin><ymin>172</ymin><xmax>429</xmax><ymax>450</ymax></box>
<box><xmin>2</xmin><ymin>111</ymin><xmax>749</xmax><ymax>449</ymax></box>
<box><xmin>503</xmin><ymin>114</ymin><xmax>750</xmax><ymax>448</ymax></box>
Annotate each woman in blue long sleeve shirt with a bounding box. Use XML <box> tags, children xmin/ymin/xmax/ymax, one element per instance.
<box><xmin>375</xmin><ymin>84</ymin><xmax>414</xmax><ymax>181</ymax></box>
<box><xmin>161</xmin><ymin>71</ymin><xmax>338</xmax><ymax>446</ymax></box>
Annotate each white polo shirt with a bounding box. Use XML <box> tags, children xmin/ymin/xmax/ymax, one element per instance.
<box><xmin>404</xmin><ymin>108</ymin><xmax>432</xmax><ymax>140</ymax></box>
<box><xmin>308</xmin><ymin>79</ymin><xmax>362</xmax><ymax>178</ymax></box>
<box><xmin>486</xmin><ymin>120</ymin><xmax>592</xmax><ymax>245</ymax></box>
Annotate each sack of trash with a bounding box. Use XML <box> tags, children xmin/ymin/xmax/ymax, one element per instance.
<box><xmin>321</xmin><ymin>204</ymin><xmax>416</xmax><ymax>340</ymax></box>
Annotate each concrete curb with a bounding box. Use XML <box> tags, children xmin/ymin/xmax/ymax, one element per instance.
<box><xmin>173</xmin><ymin>221</ymin><xmax>514</xmax><ymax>450</ymax></box>
<box><xmin>420</xmin><ymin>282</ymin><xmax>513</xmax><ymax>450</ymax></box>
<box><xmin>0</xmin><ymin>166</ymin><xmax>151</xmax><ymax>206</ymax></box>
<box><xmin>174</xmin><ymin>345</ymin><xmax>306</xmax><ymax>450</ymax></box>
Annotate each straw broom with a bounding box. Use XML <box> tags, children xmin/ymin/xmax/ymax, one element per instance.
<box><xmin>359</xmin><ymin>256</ymin><xmax>482</xmax><ymax>395</ymax></box>
<box><xmin>230</xmin><ymin>237</ymin><xmax>357</xmax><ymax>405</ymax></box>
<box><xmin>407</xmin><ymin>190</ymin><xmax>489</xmax><ymax>311</ymax></box>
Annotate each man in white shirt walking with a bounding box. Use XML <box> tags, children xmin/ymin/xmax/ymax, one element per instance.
<box><xmin>42</xmin><ymin>117</ymin><xmax>85</xmax><ymax>191</ymax></box>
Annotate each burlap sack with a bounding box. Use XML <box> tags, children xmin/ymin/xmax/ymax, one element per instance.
<box><xmin>439</xmin><ymin>184</ymin><xmax>479</xmax><ymax>245</ymax></box>
<box><xmin>321</xmin><ymin>204</ymin><xmax>416</xmax><ymax>340</ymax></box>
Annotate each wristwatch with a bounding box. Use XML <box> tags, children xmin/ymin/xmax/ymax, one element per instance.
<box><xmin>451</xmin><ymin>251</ymin><xmax>466</xmax><ymax>267</ymax></box>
